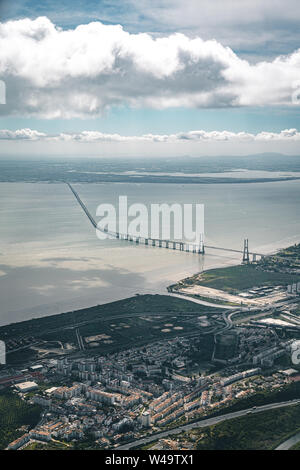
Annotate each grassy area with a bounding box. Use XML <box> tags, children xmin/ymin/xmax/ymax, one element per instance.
<box><xmin>214</xmin><ymin>331</ymin><xmax>238</xmax><ymax>360</ymax></box>
<box><xmin>0</xmin><ymin>390</ymin><xmax>41</xmax><ymax>450</ymax></box>
<box><xmin>259</xmin><ymin>243</ymin><xmax>300</xmax><ymax>272</ymax></box>
<box><xmin>0</xmin><ymin>294</ymin><xmax>222</xmax><ymax>365</ymax></box>
<box><xmin>189</xmin><ymin>404</ymin><xmax>300</xmax><ymax>450</ymax></box>
<box><xmin>23</xmin><ymin>440</ymin><xmax>70</xmax><ymax>450</ymax></box>
<box><xmin>212</xmin><ymin>381</ymin><xmax>300</xmax><ymax>415</ymax></box>
<box><xmin>172</xmin><ymin>264</ymin><xmax>300</xmax><ymax>294</ymax></box>
<box><xmin>0</xmin><ymin>294</ymin><xmax>217</xmax><ymax>340</ymax></box>
<box><xmin>290</xmin><ymin>441</ymin><xmax>300</xmax><ymax>450</ymax></box>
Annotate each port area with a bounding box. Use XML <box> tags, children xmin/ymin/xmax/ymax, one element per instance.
<box><xmin>169</xmin><ymin>252</ymin><xmax>300</xmax><ymax>309</ymax></box>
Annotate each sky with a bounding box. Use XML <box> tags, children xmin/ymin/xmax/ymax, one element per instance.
<box><xmin>0</xmin><ymin>0</ymin><xmax>299</xmax><ymax>157</ymax></box>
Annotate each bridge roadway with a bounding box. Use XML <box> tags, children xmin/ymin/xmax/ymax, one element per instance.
<box><xmin>67</xmin><ymin>182</ymin><xmax>264</xmax><ymax>259</ymax></box>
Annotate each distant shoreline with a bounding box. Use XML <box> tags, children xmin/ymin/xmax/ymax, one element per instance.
<box><xmin>1</xmin><ymin>176</ymin><xmax>300</xmax><ymax>184</ymax></box>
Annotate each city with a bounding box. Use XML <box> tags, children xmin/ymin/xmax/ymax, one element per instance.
<box><xmin>1</xmin><ymin>244</ymin><xmax>300</xmax><ymax>450</ymax></box>
<box><xmin>0</xmin><ymin>0</ymin><xmax>300</xmax><ymax>459</ymax></box>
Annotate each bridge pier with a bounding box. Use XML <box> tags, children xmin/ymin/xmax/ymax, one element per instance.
<box><xmin>145</xmin><ymin>238</ymin><xmax>149</xmax><ymax>245</ymax></box>
<box><xmin>152</xmin><ymin>239</ymin><xmax>155</xmax><ymax>247</ymax></box>
<box><xmin>198</xmin><ymin>245</ymin><xmax>205</xmax><ymax>254</ymax></box>
<box><xmin>159</xmin><ymin>240</ymin><xmax>162</xmax><ymax>247</ymax></box>
<box><xmin>243</xmin><ymin>238</ymin><xmax>250</xmax><ymax>263</ymax></box>
<box><xmin>199</xmin><ymin>233</ymin><xmax>205</xmax><ymax>254</ymax></box>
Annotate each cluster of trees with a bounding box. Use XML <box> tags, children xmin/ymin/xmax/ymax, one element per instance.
<box><xmin>218</xmin><ymin>381</ymin><xmax>300</xmax><ymax>414</ymax></box>
<box><xmin>0</xmin><ymin>390</ymin><xmax>41</xmax><ymax>449</ymax></box>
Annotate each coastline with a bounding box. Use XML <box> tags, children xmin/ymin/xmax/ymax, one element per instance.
<box><xmin>2</xmin><ymin>241</ymin><xmax>300</xmax><ymax>330</ymax></box>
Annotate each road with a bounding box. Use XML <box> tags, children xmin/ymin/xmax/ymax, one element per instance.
<box><xmin>168</xmin><ymin>292</ymin><xmax>238</xmax><ymax>310</ymax></box>
<box><xmin>116</xmin><ymin>399</ymin><xmax>300</xmax><ymax>450</ymax></box>
<box><xmin>169</xmin><ymin>293</ymin><xmax>244</xmax><ymax>335</ymax></box>
<box><xmin>75</xmin><ymin>328</ymin><xmax>85</xmax><ymax>351</ymax></box>
<box><xmin>275</xmin><ymin>431</ymin><xmax>300</xmax><ymax>450</ymax></box>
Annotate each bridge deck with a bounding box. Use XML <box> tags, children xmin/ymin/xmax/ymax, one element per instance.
<box><xmin>67</xmin><ymin>183</ymin><xmax>267</xmax><ymax>259</ymax></box>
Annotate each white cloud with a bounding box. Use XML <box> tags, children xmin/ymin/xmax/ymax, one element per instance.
<box><xmin>0</xmin><ymin>17</ymin><xmax>299</xmax><ymax>118</ymax></box>
<box><xmin>126</xmin><ymin>0</ymin><xmax>300</xmax><ymax>56</ymax></box>
<box><xmin>0</xmin><ymin>128</ymin><xmax>47</xmax><ymax>139</ymax></box>
<box><xmin>3</xmin><ymin>1</ymin><xmax>300</xmax><ymax>60</ymax></box>
<box><xmin>1</xmin><ymin>128</ymin><xmax>299</xmax><ymax>143</ymax></box>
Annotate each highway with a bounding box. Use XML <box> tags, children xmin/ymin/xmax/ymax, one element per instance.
<box><xmin>117</xmin><ymin>399</ymin><xmax>300</xmax><ymax>450</ymax></box>
<box><xmin>67</xmin><ymin>182</ymin><xmax>97</xmax><ymax>229</ymax></box>
<box><xmin>275</xmin><ymin>431</ymin><xmax>300</xmax><ymax>450</ymax></box>
<box><xmin>168</xmin><ymin>293</ymin><xmax>244</xmax><ymax>335</ymax></box>
<box><xmin>75</xmin><ymin>327</ymin><xmax>85</xmax><ymax>351</ymax></box>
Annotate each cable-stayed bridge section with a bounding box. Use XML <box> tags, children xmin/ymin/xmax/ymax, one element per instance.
<box><xmin>67</xmin><ymin>183</ymin><xmax>265</xmax><ymax>262</ymax></box>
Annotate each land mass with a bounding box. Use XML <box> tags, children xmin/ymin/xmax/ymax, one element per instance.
<box><xmin>1</xmin><ymin>242</ymin><xmax>300</xmax><ymax>451</ymax></box>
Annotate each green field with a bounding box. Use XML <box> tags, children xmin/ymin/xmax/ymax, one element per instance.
<box><xmin>0</xmin><ymin>390</ymin><xmax>41</xmax><ymax>449</ymax></box>
<box><xmin>173</xmin><ymin>264</ymin><xmax>300</xmax><ymax>294</ymax></box>
<box><xmin>0</xmin><ymin>294</ymin><xmax>218</xmax><ymax>339</ymax></box>
<box><xmin>0</xmin><ymin>295</ymin><xmax>222</xmax><ymax>365</ymax></box>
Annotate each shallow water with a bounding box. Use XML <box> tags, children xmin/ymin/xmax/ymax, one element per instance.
<box><xmin>0</xmin><ymin>179</ymin><xmax>299</xmax><ymax>325</ymax></box>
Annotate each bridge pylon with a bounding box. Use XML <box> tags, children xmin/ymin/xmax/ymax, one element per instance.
<box><xmin>198</xmin><ymin>232</ymin><xmax>205</xmax><ymax>254</ymax></box>
<box><xmin>243</xmin><ymin>238</ymin><xmax>250</xmax><ymax>263</ymax></box>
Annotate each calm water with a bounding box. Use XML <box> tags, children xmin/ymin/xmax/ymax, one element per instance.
<box><xmin>0</xmin><ymin>180</ymin><xmax>300</xmax><ymax>326</ymax></box>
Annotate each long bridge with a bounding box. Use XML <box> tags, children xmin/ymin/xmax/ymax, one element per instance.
<box><xmin>67</xmin><ymin>183</ymin><xmax>264</xmax><ymax>262</ymax></box>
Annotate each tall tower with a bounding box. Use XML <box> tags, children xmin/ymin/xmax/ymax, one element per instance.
<box><xmin>243</xmin><ymin>238</ymin><xmax>249</xmax><ymax>263</ymax></box>
<box><xmin>199</xmin><ymin>232</ymin><xmax>205</xmax><ymax>254</ymax></box>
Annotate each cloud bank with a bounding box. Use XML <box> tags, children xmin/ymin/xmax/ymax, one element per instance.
<box><xmin>2</xmin><ymin>0</ymin><xmax>300</xmax><ymax>59</ymax></box>
<box><xmin>1</xmin><ymin>128</ymin><xmax>300</xmax><ymax>143</ymax></box>
<box><xmin>0</xmin><ymin>17</ymin><xmax>300</xmax><ymax>118</ymax></box>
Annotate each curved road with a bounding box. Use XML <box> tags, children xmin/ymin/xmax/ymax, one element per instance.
<box><xmin>117</xmin><ymin>399</ymin><xmax>300</xmax><ymax>450</ymax></box>
<box><xmin>168</xmin><ymin>293</ymin><xmax>242</xmax><ymax>335</ymax></box>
